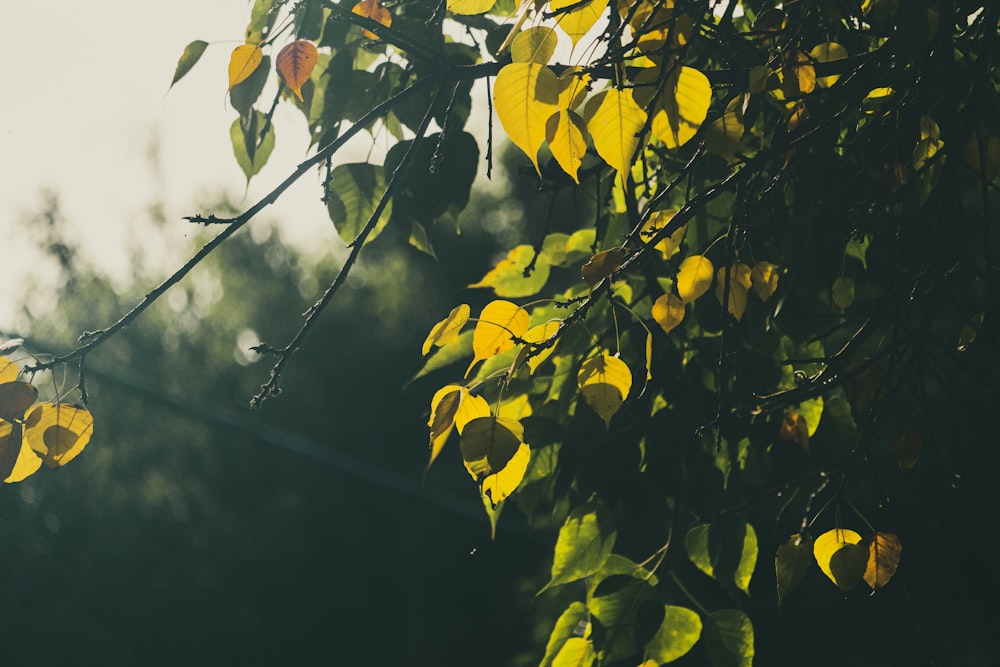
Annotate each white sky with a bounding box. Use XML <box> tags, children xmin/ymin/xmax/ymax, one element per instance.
<box><xmin>0</xmin><ymin>1</ymin><xmax>366</xmax><ymax>327</ymax></box>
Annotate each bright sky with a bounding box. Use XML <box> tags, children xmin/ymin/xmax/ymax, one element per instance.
<box><xmin>0</xmin><ymin>1</ymin><xmax>358</xmax><ymax>327</ymax></box>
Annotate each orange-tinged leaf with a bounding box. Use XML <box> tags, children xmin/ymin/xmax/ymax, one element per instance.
<box><xmin>511</xmin><ymin>26</ymin><xmax>558</xmax><ymax>64</ymax></box>
<box><xmin>422</xmin><ymin>304</ymin><xmax>471</xmax><ymax>355</ymax></box>
<box><xmin>467</xmin><ymin>300</ymin><xmax>530</xmax><ymax>377</ymax></box>
<box><xmin>676</xmin><ymin>255</ymin><xmax>714</xmax><ymax>303</ymax></box>
<box><xmin>714</xmin><ymin>263</ymin><xmax>752</xmax><ymax>320</ymax></box>
<box><xmin>652</xmin><ymin>293</ymin><xmax>685</xmax><ymax>334</ymax></box>
<box><xmin>651</xmin><ymin>66</ymin><xmax>712</xmax><ymax>149</ymax></box>
<box><xmin>580</xmin><ymin>248</ymin><xmax>625</xmax><ymax>289</ymax></box>
<box><xmin>0</xmin><ymin>421</ymin><xmax>42</xmax><ymax>484</ymax></box>
<box><xmin>551</xmin><ymin>0</ymin><xmax>609</xmax><ymax>46</ymax></box>
<box><xmin>24</xmin><ymin>402</ymin><xmax>94</xmax><ymax>469</ymax></box>
<box><xmin>276</xmin><ymin>40</ymin><xmax>319</xmax><ymax>100</ymax></box>
<box><xmin>814</xmin><ymin>528</ymin><xmax>865</xmax><ymax>590</ymax></box>
<box><xmin>228</xmin><ymin>44</ymin><xmax>263</xmax><ymax>90</ymax></box>
<box><xmin>0</xmin><ymin>380</ymin><xmax>37</xmax><ymax>421</ymax></box>
<box><xmin>778</xmin><ymin>412</ymin><xmax>810</xmax><ymax>452</ymax></box>
<box><xmin>751</xmin><ymin>261</ymin><xmax>779</xmax><ymax>301</ymax></box>
<box><xmin>640</xmin><ymin>210</ymin><xmax>686</xmax><ymax>259</ymax></box>
<box><xmin>546</xmin><ymin>109</ymin><xmax>588</xmax><ymax>183</ymax></box>
<box><xmin>481</xmin><ymin>442</ymin><xmax>531</xmax><ymax>507</ymax></box>
<box><xmin>864</xmin><ymin>532</ymin><xmax>902</xmax><ymax>589</ymax></box>
<box><xmin>578</xmin><ymin>353</ymin><xmax>632</xmax><ymax>428</ymax></box>
<box><xmin>494</xmin><ymin>63</ymin><xmax>560</xmax><ymax>175</ymax></box>
<box><xmin>447</xmin><ymin>0</ymin><xmax>496</xmax><ymax>15</ymax></box>
<box><xmin>352</xmin><ymin>0</ymin><xmax>392</xmax><ymax>40</ymax></box>
<box><xmin>585</xmin><ymin>88</ymin><xmax>647</xmax><ymax>178</ymax></box>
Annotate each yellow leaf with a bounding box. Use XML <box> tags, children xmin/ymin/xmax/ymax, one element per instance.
<box><xmin>511</xmin><ymin>26</ymin><xmax>559</xmax><ymax>64</ymax></box>
<box><xmin>578</xmin><ymin>353</ymin><xmax>633</xmax><ymax>428</ymax></box>
<box><xmin>640</xmin><ymin>210</ymin><xmax>686</xmax><ymax>259</ymax></box>
<box><xmin>427</xmin><ymin>385</ymin><xmax>466</xmax><ymax>469</ymax></box>
<box><xmin>585</xmin><ymin>88</ymin><xmax>647</xmax><ymax>179</ymax></box>
<box><xmin>447</xmin><ymin>0</ymin><xmax>496</xmax><ymax>15</ymax></box>
<box><xmin>813</xmin><ymin>528</ymin><xmax>866</xmax><ymax>591</ymax></box>
<box><xmin>780</xmin><ymin>49</ymin><xmax>816</xmax><ymax>97</ymax></box>
<box><xmin>832</xmin><ymin>276</ymin><xmax>855</xmax><ymax>309</ymax></box>
<box><xmin>0</xmin><ymin>421</ymin><xmax>42</xmax><ymax>484</ymax></box>
<box><xmin>227</xmin><ymin>44</ymin><xmax>263</xmax><ymax>91</ymax></box>
<box><xmin>422</xmin><ymin>304</ymin><xmax>470</xmax><ymax>355</ymax></box>
<box><xmin>546</xmin><ymin>109</ymin><xmax>589</xmax><ymax>183</ymax></box>
<box><xmin>552</xmin><ymin>637</ymin><xmax>596</xmax><ymax>667</ymax></box>
<box><xmin>551</xmin><ymin>0</ymin><xmax>609</xmax><ymax>46</ymax></box>
<box><xmin>714</xmin><ymin>263</ymin><xmax>752</xmax><ymax>320</ymax></box>
<box><xmin>471</xmin><ymin>245</ymin><xmax>551</xmax><ymax>297</ymax></box>
<box><xmin>557</xmin><ymin>67</ymin><xmax>591</xmax><ymax>110</ymax></box>
<box><xmin>523</xmin><ymin>320</ymin><xmax>561</xmax><ymax>374</ymax></box>
<box><xmin>750</xmin><ymin>261</ymin><xmax>779</xmax><ymax>301</ymax></box>
<box><xmin>455</xmin><ymin>393</ymin><xmax>491</xmax><ymax>433</ymax></box>
<box><xmin>0</xmin><ymin>355</ymin><xmax>19</xmax><ymax>382</ymax></box>
<box><xmin>652</xmin><ymin>293</ymin><xmax>685</xmax><ymax>334</ymax></box>
<box><xmin>676</xmin><ymin>255</ymin><xmax>714</xmax><ymax>303</ymax></box>
<box><xmin>467</xmin><ymin>300</ymin><xmax>530</xmax><ymax>377</ymax></box>
<box><xmin>704</xmin><ymin>112</ymin><xmax>745</xmax><ymax>162</ymax></box>
<box><xmin>864</xmin><ymin>532</ymin><xmax>902</xmax><ymax>589</ymax></box>
<box><xmin>23</xmin><ymin>402</ymin><xmax>94</xmax><ymax>469</ymax></box>
<box><xmin>481</xmin><ymin>442</ymin><xmax>531</xmax><ymax>507</ymax></box>
<box><xmin>651</xmin><ymin>66</ymin><xmax>712</xmax><ymax>149</ymax></box>
<box><xmin>276</xmin><ymin>40</ymin><xmax>319</xmax><ymax>101</ymax></box>
<box><xmin>494</xmin><ymin>63</ymin><xmax>560</xmax><ymax>175</ymax></box>
<box><xmin>809</xmin><ymin>42</ymin><xmax>848</xmax><ymax>88</ymax></box>
<box><xmin>460</xmin><ymin>416</ymin><xmax>523</xmax><ymax>482</ymax></box>
<box><xmin>580</xmin><ymin>248</ymin><xmax>625</xmax><ymax>290</ymax></box>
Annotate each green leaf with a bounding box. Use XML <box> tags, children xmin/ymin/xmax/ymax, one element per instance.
<box><xmin>588</xmin><ymin>554</ymin><xmax>659</xmax><ymax>596</ymax></box>
<box><xmin>326</xmin><ymin>162</ymin><xmax>392</xmax><ymax>245</ymax></box>
<box><xmin>230</xmin><ymin>55</ymin><xmax>270</xmax><ymax>117</ymax></box>
<box><xmin>542</xmin><ymin>497</ymin><xmax>616</xmax><ymax>592</ymax></box>
<box><xmin>685</xmin><ymin>519</ymin><xmax>757</xmax><ymax>596</ymax></box>
<box><xmin>410</xmin><ymin>330</ymin><xmax>474</xmax><ymax>382</ymax></box>
<box><xmin>469</xmin><ymin>245</ymin><xmax>551</xmax><ymax>297</ymax></box>
<box><xmin>541</xmin><ymin>602</ymin><xmax>590</xmax><ymax>667</ymax></box>
<box><xmin>775</xmin><ymin>533</ymin><xmax>813</xmax><ymax>605</ymax></box>
<box><xmin>552</xmin><ymin>638</ymin><xmax>596</xmax><ymax>667</ymax></box>
<box><xmin>229</xmin><ymin>111</ymin><xmax>275</xmax><ymax>182</ymax></box>
<box><xmin>644</xmin><ymin>605</ymin><xmax>703</xmax><ymax>663</ymax></box>
<box><xmin>589</xmin><ymin>575</ymin><xmax>664</xmax><ymax>663</ymax></box>
<box><xmin>705</xmin><ymin>609</ymin><xmax>754</xmax><ymax>667</ymax></box>
<box><xmin>169</xmin><ymin>40</ymin><xmax>208</xmax><ymax>89</ymax></box>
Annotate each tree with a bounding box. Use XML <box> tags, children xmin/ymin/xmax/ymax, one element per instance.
<box><xmin>2</xmin><ymin>1</ymin><xmax>999</xmax><ymax>665</ymax></box>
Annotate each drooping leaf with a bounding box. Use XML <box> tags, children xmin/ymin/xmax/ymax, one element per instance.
<box><xmin>352</xmin><ymin>0</ymin><xmax>392</xmax><ymax>40</ymax></box>
<box><xmin>676</xmin><ymin>255</ymin><xmax>714</xmax><ymax>303</ymax></box>
<box><xmin>23</xmin><ymin>402</ymin><xmax>94</xmax><ymax>469</ymax></box>
<box><xmin>470</xmin><ymin>245</ymin><xmax>551</xmax><ymax>297</ymax></box>
<box><xmin>229</xmin><ymin>54</ymin><xmax>270</xmax><ymax>117</ymax></box>
<box><xmin>578</xmin><ymin>354</ymin><xmax>633</xmax><ymax>428</ymax></box>
<box><xmin>426</xmin><ymin>385</ymin><xmax>465</xmax><ymax>468</ymax></box>
<box><xmin>170</xmin><ymin>40</ymin><xmax>208</xmax><ymax>89</ymax></box>
<box><xmin>775</xmin><ymin>533</ymin><xmax>814</xmax><ymax>604</ymax></box>
<box><xmin>650</xmin><ymin>66</ymin><xmax>712</xmax><ymax>149</ymax></box>
<box><xmin>714</xmin><ymin>264</ymin><xmax>753</xmax><ymax>320</ymax></box>
<box><xmin>542</xmin><ymin>497</ymin><xmax>616</xmax><ymax>592</ymax></box>
<box><xmin>422</xmin><ymin>305</ymin><xmax>471</xmax><ymax>355</ymax></box>
<box><xmin>550</xmin><ymin>0</ymin><xmax>609</xmax><ymax>46</ymax></box>
<box><xmin>447</xmin><ymin>0</ymin><xmax>496</xmax><ymax>15</ymax></box>
<box><xmin>585</xmin><ymin>88</ymin><xmax>647</xmax><ymax>179</ymax></box>
<box><xmin>644</xmin><ymin>605</ymin><xmax>703</xmax><ymax>664</ymax></box>
<box><xmin>230</xmin><ymin>111</ymin><xmax>275</xmax><ymax>181</ymax></box>
<box><xmin>813</xmin><ymin>528</ymin><xmax>866</xmax><ymax>590</ymax></box>
<box><xmin>546</xmin><ymin>109</ymin><xmax>589</xmax><ymax>183</ymax></box>
<box><xmin>864</xmin><ymin>532</ymin><xmax>902</xmax><ymax>589</ymax></box>
<box><xmin>750</xmin><ymin>262</ymin><xmax>779</xmax><ymax>301</ymax></box>
<box><xmin>481</xmin><ymin>442</ymin><xmax>530</xmax><ymax>506</ymax></box>
<box><xmin>590</xmin><ymin>575</ymin><xmax>665</xmax><ymax>663</ymax></box>
<box><xmin>511</xmin><ymin>26</ymin><xmax>558</xmax><ymax>64</ymax></box>
<box><xmin>651</xmin><ymin>293</ymin><xmax>685</xmax><ymax>334</ymax></box>
<box><xmin>704</xmin><ymin>609</ymin><xmax>754</xmax><ymax>667</ymax></box>
<box><xmin>459</xmin><ymin>415</ymin><xmax>523</xmax><ymax>482</ymax></box>
<box><xmin>467</xmin><ymin>300</ymin><xmax>530</xmax><ymax>377</ymax></box>
<box><xmin>541</xmin><ymin>602</ymin><xmax>590</xmax><ymax>667</ymax></box>
<box><xmin>0</xmin><ymin>421</ymin><xmax>42</xmax><ymax>484</ymax></box>
<box><xmin>494</xmin><ymin>63</ymin><xmax>560</xmax><ymax>175</ymax></box>
<box><xmin>227</xmin><ymin>44</ymin><xmax>264</xmax><ymax>90</ymax></box>
<box><xmin>580</xmin><ymin>249</ymin><xmax>625</xmax><ymax>290</ymax></box>
<box><xmin>326</xmin><ymin>162</ymin><xmax>392</xmax><ymax>245</ymax></box>
<box><xmin>276</xmin><ymin>40</ymin><xmax>319</xmax><ymax>100</ymax></box>
<box><xmin>0</xmin><ymin>380</ymin><xmax>37</xmax><ymax>421</ymax></box>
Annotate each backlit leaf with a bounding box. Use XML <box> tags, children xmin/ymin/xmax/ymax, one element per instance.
<box><xmin>455</xmin><ymin>393</ymin><xmax>491</xmax><ymax>433</ymax></box>
<box><xmin>467</xmin><ymin>300</ymin><xmax>530</xmax><ymax>377</ymax></box>
<box><xmin>651</xmin><ymin>66</ymin><xmax>712</xmax><ymax>149</ymax></box>
<box><xmin>714</xmin><ymin>264</ymin><xmax>752</xmax><ymax>320</ymax></box>
<box><xmin>578</xmin><ymin>354</ymin><xmax>632</xmax><ymax>428</ymax></box>
<box><xmin>546</xmin><ymin>109</ymin><xmax>589</xmax><ymax>183</ymax></box>
<box><xmin>586</xmin><ymin>88</ymin><xmax>647</xmax><ymax>179</ymax></box>
<box><xmin>326</xmin><ymin>162</ymin><xmax>392</xmax><ymax>245</ymax></box>
<box><xmin>552</xmin><ymin>638</ymin><xmax>596</xmax><ymax>667</ymax></box>
<box><xmin>511</xmin><ymin>26</ymin><xmax>558</xmax><ymax>64</ymax></box>
<box><xmin>640</xmin><ymin>210</ymin><xmax>686</xmax><ymax>259</ymax></box>
<box><xmin>590</xmin><ymin>575</ymin><xmax>664</xmax><ymax>663</ymax></box>
<box><xmin>551</xmin><ymin>0</ymin><xmax>609</xmax><ymax>46</ymax></box>
<box><xmin>542</xmin><ymin>497</ymin><xmax>616</xmax><ymax>591</ymax></box>
<box><xmin>809</xmin><ymin>42</ymin><xmax>848</xmax><ymax>88</ymax></box>
<box><xmin>523</xmin><ymin>320</ymin><xmax>561</xmax><ymax>374</ymax></box>
<box><xmin>470</xmin><ymin>245</ymin><xmax>551</xmax><ymax>297</ymax></box>
<box><xmin>230</xmin><ymin>111</ymin><xmax>275</xmax><ymax>181</ymax></box>
<box><xmin>0</xmin><ymin>421</ymin><xmax>42</xmax><ymax>484</ymax></box>
<box><xmin>750</xmin><ymin>262</ymin><xmax>779</xmax><ymax>301</ymax></box>
<box><xmin>685</xmin><ymin>520</ymin><xmax>758</xmax><ymax>596</ymax></box>
<box><xmin>426</xmin><ymin>385</ymin><xmax>464</xmax><ymax>468</ymax></box>
<box><xmin>459</xmin><ymin>416</ymin><xmax>523</xmax><ymax>482</ymax></box>
<box><xmin>0</xmin><ymin>380</ymin><xmax>37</xmax><ymax>421</ymax></box>
<box><xmin>276</xmin><ymin>40</ymin><xmax>318</xmax><ymax>100</ymax></box>
<box><xmin>705</xmin><ymin>609</ymin><xmax>754</xmax><ymax>667</ymax></box>
<box><xmin>644</xmin><ymin>605</ymin><xmax>702</xmax><ymax>664</ymax></box>
<box><xmin>170</xmin><ymin>40</ymin><xmax>208</xmax><ymax>89</ymax></box>
<box><xmin>780</xmin><ymin>49</ymin><xmax>816</xmax><ymax>97</ymax></box>
<box><xmin>24</xmin><ymin>402</ymin><xmax>94</xmax><ymax>469</ymax></box>
<box><xmin>494</xmin><ymin>62</ymin><xmax>560</xmax><ymax>175</ymax></box>
<box><xmin>541</xmin><ymin>602</ymin><xmax>590</xmax><ymax>667</ymax></box>
<box><xmin>775</xmin><ymin>533</ymin><xmax>813</xmax><ymax>605</ymax></box>
<box><xmin>227</xmin><ymin>44</ymin><xmax>263</xmax><ymax>90</ymax></box>
<box><xmin>481</xmin><ymin>442</ymin><xmax>530</xmax><ymax>506</ymax></box>
<box><xmin>0</xmin><ymin>355</ymin><xmax>19</xmax><ymax>381</ymax></box>
<box><xmin>447</xmin><ymin>0</ymin><xmax>496</xmax><ymax>15</ymax></box>
<box><xmin>705</xmin><ymin>112</ymin><xmax>745</xmax><ymax>162</ymax></box>
<box><xmin>422</xmin><ymin>305</ymin><xmax>471</xmax><ymax>355</ymax></box>
<box><xmin>864</xmin><ymin>532</ymin><xmax>901</xmax><ymax>589</ymax></box>
<box><xmin>580</xmin><ymin>248</ymin><xmax>625</xmax><ymax>290</ymax></box>
<box><xmin>676</xmin><ymin>255</ymin><xmax>714</xmax><ymax>303</ymax></box>
<box><xmin>813</xmin><ymin>528</ymin><xmax>865</xmax><ymax>590</ymax></box>
<box><xmin>557</xmin><ymin>67</ymin><xmax>591</xmax><ymax>110</ymax></box>
<box><xmin>652</xmin><ymin>293</ymin><xmax>685</xmax><ymax>334</ymax></box>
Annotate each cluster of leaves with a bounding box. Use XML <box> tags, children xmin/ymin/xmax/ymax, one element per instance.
<box><xmin>0</xmin><ymin>344</ymin><xmax>93</xmax><ymax>484</ymax></box>
<box><xmin>23</xmin><ymin>0</ymin><xmax>998</xmax><ymax>665</ymax></box>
